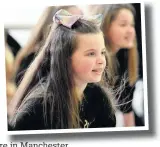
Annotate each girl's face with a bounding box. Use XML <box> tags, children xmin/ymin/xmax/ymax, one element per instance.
<box><xmin>71</xmin><ymin>32</ymin><xmax>106</xmax><ymax>86</ymax></box>
<box><xmin>107</xmin><ymin>8</ymin><xmax>135</xmax><ymax>52</ymax></box>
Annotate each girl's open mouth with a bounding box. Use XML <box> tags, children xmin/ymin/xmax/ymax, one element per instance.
<box><xmin>92</xmin><ymin>68</ymin><xmax>103</xmax><ymax>74</ymax></box>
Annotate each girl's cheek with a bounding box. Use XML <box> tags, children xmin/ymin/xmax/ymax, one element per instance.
<box><xmin>75</xmin><ymin>60</ymin><xmax>93</xmax><ymax>73</ymax></box>
<box><xmin>133</xmin><ymin>30</ymin><xmax>136</xmax><ymax>38</ymax></box>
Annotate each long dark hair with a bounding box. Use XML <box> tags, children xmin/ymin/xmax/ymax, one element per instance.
<box><xmin>9</xmin><ymin>19</ymin><xmax>107</xmax><ymax>128</ymax></box>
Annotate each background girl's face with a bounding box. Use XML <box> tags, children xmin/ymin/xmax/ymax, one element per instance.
<box><xmin>107</xmin><ymin>8</ymin><xmax>135</xmax><ymax>51</ymax></box>
<box><xmin>71</xmin><ymin>32</ymin><xmax>106</xmax><ymax>86</ymax></box>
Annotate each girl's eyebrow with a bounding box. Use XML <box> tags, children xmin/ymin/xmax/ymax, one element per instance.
<box><xmin>84</xmin><ymin>49</ymin><xmax>96</xmax><ymax>52</ymax></box>
<box><xmin>118</xmin><ymin>19</ymin><xmax>134</xmax><ymax>23</ymax></box>
<box><xmin>84</xmin><ymin>48</ymin><xmax>106</xmax><ymax>52</ymax></box>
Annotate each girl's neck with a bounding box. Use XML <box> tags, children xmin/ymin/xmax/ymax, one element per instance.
<box><xmin>75</xmin><ymin>83</ymin><xmax>87</xmax><ymax>101</ymax></box>
<box><xmin>111</xmin><ymin>45</ymin><xmax>120</xmax><ymax>55</ymax></box>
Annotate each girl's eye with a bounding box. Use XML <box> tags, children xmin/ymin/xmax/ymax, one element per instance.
<box><xmin>102</xmin><ymin>51</ymin><xmax>106</xmax><ymax>55</ymax></box>
<box><xmin>131</xmin><ymin>23</ymin><xmax>135</xmax><ymax>27</ymax></box>
<box><xmin>119</xmin><ymin>23</ymin><xmax>126</xmax><ymax>27</ymax></box>
<box><xmin>87</xmin><ymin>52</ymin><xmax>95</xmax><ymax>56</ymax></box>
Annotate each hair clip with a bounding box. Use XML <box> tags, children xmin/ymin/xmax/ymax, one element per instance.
<box><xmin>53</xmin><ymin>9</ymin><xmax>103</xmax><ymax>28</ymax></box>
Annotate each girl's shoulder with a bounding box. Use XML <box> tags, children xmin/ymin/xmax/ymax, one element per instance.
<box><xmin>19</xmin><ymin>97</ymin><xmax>44</xmax><ymax>115</ymax></box>
<box><xmin>85</xmin><ymin>83</ymin><xmax>108</xmax><ymax>99</ymax></box>
<box><xmin>9</xmin><ymin>97</ymin><xmax>45</xmax><ymax>130</ymax></box>
<box><xmin>84</xmin><ymin>83</ymin><xmax>115</xmax><ymax>114</ymax></box>
<box><xmin>83</xmin><ymin>83</ymin><xmax>116</xmax><ymax>127</ymax></box>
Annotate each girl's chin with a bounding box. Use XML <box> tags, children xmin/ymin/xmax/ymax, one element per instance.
<box><xmin>123</xmin><ymin>42</ymin><xmax>134</xmax><ymax>48</ymax></box>
<box><xmin>120</xmin><ymin>44</ymin><xmax>134</xmax><ymax>49</ymax></box>
<box><xmin>89</xmin><ymin>78</ymin><xmax>102</xmax><ymax>83</ymax></box>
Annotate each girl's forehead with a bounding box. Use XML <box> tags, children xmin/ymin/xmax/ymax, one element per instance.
<box><xmin>109</xmin><ymin>8</ymin><xmax>134</xmax><ymax>24</ymax></box>
<box><xmin>75</xmin><ymin>32</ymin><xmax>105</xmax><ymax>49</ymax></box>
<box><xmin>76</xmin><ymin>32</ymin><xmax>103</xmax><ymax>42</ymax></box>
<box><xmin>115</xmin><ymin>8</ymin><xmax>133</xmax><ymax>18</ymax></box>
<box><xmin>76</xmin><ymin>31</ymin><xmax>103</xmax><ymax>37</ymax></box>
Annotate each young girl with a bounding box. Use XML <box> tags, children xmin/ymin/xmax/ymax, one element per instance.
<box><xmin>8</xmin><ymin>9</ymin><xmax>116</xmax><ymax>130</ymax></box>
<box><xmin>90</xmin><ymin>4</ymin><xmax>139</xmax><ymax>126</ymax></box>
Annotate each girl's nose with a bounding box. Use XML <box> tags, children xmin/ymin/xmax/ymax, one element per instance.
<box><xmin>97</xmin><ymin>56</ymin><xmax>106</xmax><ymax>65</ymax></box>
<box><xmin>127</xmin><ymin>25</ymin><xmax>135</xmax><ymax>34</ymax></box>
